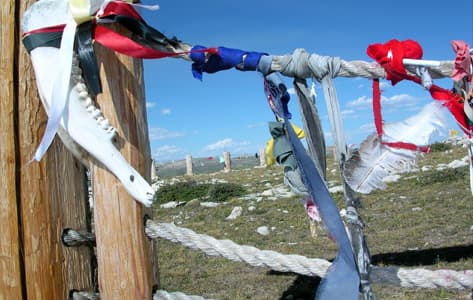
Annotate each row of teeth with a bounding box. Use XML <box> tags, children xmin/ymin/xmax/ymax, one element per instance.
<box><xmin>71</xmin><ymin>54</ymin><xmax>116</xmax><ymax>135</ymax></box>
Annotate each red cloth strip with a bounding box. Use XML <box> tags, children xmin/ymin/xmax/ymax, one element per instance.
<box><xmin>23</xmin><ymin>24</ymin><xmax>66</xmax><ymax>36</ymax></box>
<box><xmin>372</xmin><ymin>78</ymin><xmax>430</xmax><ymax>153</ymax></box>
<box><xmin>382</xmin><ymin>141</ymin><xmax>430</xmax><ymax>153</ymax></box>
<box><xmin>99</xmin><ymin>1</ymin><xmax>144</xmax><ymax>21</ymax></box>
<box><xmin>373</xmin><ymin>79</ymin><xmax>383</xmax><ymax>137</ymax></box>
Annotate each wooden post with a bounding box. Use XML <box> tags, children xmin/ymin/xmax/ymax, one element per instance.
<box><xmin>259</xmin><ymin>148</ymin><xmax>266</xmax><ymax>167</ymax></box>
<box><xmin>151</xmin><ymin>159</ymin><xmax>157</xmax><ymax>180</ymax></box>
<box><xmin>0</xmin><ymin>1</ymin><xmax>23</xmax><ymax>298</ymax></box>
<box><xmin>223</xmin><ymin>151</ymin><xmax>231</xmax><ymax>172</ymax></box>
<box><xmin>0</xmin><ymin>1</ymin><xmax>95</xmax><ymax>299</ymax></box>
<box><xmin>92</xmin><ymin>40</ymin><xmax>157</xmax><ymax>299</ymax></box>
<box><xmin>186</xmin><ymin>155</ymin><xmax>193</xmax><ymax>176</ymax></box>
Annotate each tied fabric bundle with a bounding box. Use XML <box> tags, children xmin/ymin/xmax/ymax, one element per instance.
<box><xmin>190</xmin><ymin>45</ymin><xmax>268</xmax><ymax>80</ymax></box>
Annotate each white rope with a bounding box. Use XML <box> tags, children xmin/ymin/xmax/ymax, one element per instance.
<box><xmin>398</xmin><ymin>268</ymin><xmax>473</xmax><ymax>289</ymax></box>
<box><xmin>71</xmin><ymin>290</ymin><xmax>212</xmax><ymax>300</ymax></box>
<box><xmin>154</xmin><ymin>290</ymin><xmax>213</xmax><ymax>300</ymax></box>
<box><xmin>145</xmin><ymin>221</ymin><xmax>473</xmax><ymax>290</ymax></box>
<box><xmin>146</xmin><ymin>221</ymin><xmax>330</xmax><ymax>278</ymax></box>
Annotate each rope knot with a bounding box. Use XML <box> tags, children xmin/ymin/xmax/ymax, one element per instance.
<box><xmin>277</xmin><ymin>48</ymin><xmax>342</xmax><ymax>80</ymax></box>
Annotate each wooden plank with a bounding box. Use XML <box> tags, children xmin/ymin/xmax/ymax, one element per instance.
<box><xmin>0</xmin><ymin>1</ymin><xmax>23</xmax><ymax>299</ymax></box>
<box><xmin>92</xmin><ymin>38</ymin><xmax>157</xmax><ymax>299</ymax></box>
<box><xmin>15</xmin><ymin>1</ymin><xmax>95</xmax><ymax>299</ymax></box>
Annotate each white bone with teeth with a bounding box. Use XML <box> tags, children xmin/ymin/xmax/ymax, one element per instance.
<box><xmin>22</xmin><ymin>0</ymin><xmax>155</xmax><ymax>207</ymax></box>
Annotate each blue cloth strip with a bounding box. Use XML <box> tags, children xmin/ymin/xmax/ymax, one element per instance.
<box><xmin>263</xmin><ymin>72</ymin><xmax>360</xmax><ymax>300</ymax></box>
<box><xmin>190</xmin><ymin>45</ymin><xmax>267</xmax><ymax>80</ymax></box>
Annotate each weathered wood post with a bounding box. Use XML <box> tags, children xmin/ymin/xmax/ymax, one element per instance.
<box><xmin>1</xmin><ymin>2</ymin><xmax>23</xmax><ymax>298</ymax></box>
<box><xmin>223</xmin><ymin>151</ymin><xmax>231</xmax><ymax>172</ymax></box>
<box><xmin>92</xmin><ymin>39</ymin><xmax>158</xmax><ymax>299</ymax></box>
<box><xmin>151</xmin><ymin>159</ymin><xmax>157</xmax><ymax>180</ymax></box>
<box><xmin>259</xmin><ymin>148</ymin><xmax>266</xmax><ymax>167</ymax></box>
<box><xmin>0</xmin><ymin>1</ymin><xmax>94</xmax><ymax>299</ymax></box>
<box><xmin>186</xmin><ymin>154</ymin><xmax>193</xmax><ymax>176</ymax></box>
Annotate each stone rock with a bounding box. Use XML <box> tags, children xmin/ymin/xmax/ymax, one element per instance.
<box><xmin>256</xmin><ymin>226</ymin><xmax>270</xmax><ymax>236</ymax></box>
<box><xmin>226</xmin><ymin>206</ymin><xmax>243</xmax><ymax>220</ymax></box>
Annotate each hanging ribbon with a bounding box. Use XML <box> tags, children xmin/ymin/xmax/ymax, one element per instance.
<box><xmin>32</xmin><ymin>19</ymin><xmax>77</xmax><ymax>161</ymax></box>
<box><xmin>372</xmin><ymin>78</ymin><xmax>431</xmax><ymax>152</ymax></box>
<box><xmin>263</xmin><ymin>72</ymin><xmax>359</xmax><ymax>300</ymax></box>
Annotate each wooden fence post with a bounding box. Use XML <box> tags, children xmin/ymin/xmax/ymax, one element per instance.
<box><xmin>151</xmin><ymin>159</ymin><xmax>157</xmax><ymax>180</ymax></box>
<box><xmin>0</xmin><ymin>1</ymin><xmax>23</xmax><ymax>298</ymax></box>
<box><xmin>186</xmin><ymin>155</ymin><xmax>193</xmax><ymax>176</ymax></box>
<box><xmin>259</xmin><ymin>148</ymin><xmax>266</xmax><ymax>167</ymax></box>
<box><xmin>0</xmin><ymin>1</ymin><xmax>95</xmax><ymax>299</ymax></box>
<box><xmin>223</xmin><ymin>151</ymin><xmax>231</xmax><ymax>172</ymax></box>
<box><xmin>92</xmin><ymin>39</ymin><xmax>158</xmax><ymax>299</ymax></box>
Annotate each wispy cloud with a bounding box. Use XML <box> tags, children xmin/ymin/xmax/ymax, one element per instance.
<box><xmin>359</xmin><ymin>122</ymin><xmax>375</xmax><ymax>132</ymax></box>
<box><xmin>153</xmin><ymin>145</ymin><xmax>183</xmax><ymax>161</ymax></box>
<box><xmin>247</xmin><ymin>122</ymin><xmax>267</xmax><ymax>129</ymax></box>
<box><xmin>341</xmin><ymin>109</ymin><xmax>355</xmax><ymax>116</ymax></box>
<box><xmin>148</xmin><ymin>127</ymin><xmax>184</xmax><ymax>140</ymax></box>
<box><xmin>203</xmin><ymin>138</ymin><xmax>234</xmax><ymax>151</ymax></box>
<box><xmin>379</xmin><ymin>81</ymin><xmax>390</xmax><ymax>91</ymax></box>
<box><xmin>160</xmin><ymin>108</ymin><xmax>171</xmax><ymax>115</ymax></box>
<box><xmin>146</xmin><ymin>102</ymin><xmax>156</xmax><ymax>108</ymax></box>
<box><xmin>347</xmin><ymin>93</ymin><xmax>420</xmax><ymax>109</ymax></box>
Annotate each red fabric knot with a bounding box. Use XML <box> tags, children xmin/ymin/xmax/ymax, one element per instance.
<box><xmin>367</xmin><ymin>39</ymin><xmax>423</xmax><ymax>85</ymax></box>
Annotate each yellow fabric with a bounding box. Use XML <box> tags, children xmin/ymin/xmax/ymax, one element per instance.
<box><xmin>266</xmin><ymin>123</ymin><xmax>305</xmax><ymax>166</ymax></box>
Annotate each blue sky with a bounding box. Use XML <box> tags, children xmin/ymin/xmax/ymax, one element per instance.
<box><xmin>138</xmin><ymin>0</ymin><xmax>472</xmax><ymax>162</ymax></box>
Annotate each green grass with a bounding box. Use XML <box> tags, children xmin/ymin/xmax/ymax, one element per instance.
<box><xmin>152</xmin><ymin>142</ymin><xmax>473</xmax><ymax>300</ymax></box>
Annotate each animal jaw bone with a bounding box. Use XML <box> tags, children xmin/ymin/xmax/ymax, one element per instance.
<box><xmin>22</xmin><ymin>0</ymin><xmax>155</xmax><ymax>207</ymax></box>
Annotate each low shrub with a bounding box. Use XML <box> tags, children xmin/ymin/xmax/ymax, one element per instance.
<box><xmin>429</xmin><ymin>142</ymin><xmax>452</xmax><ymax>152</ymax></box>
<box><xmin>155</xmin><ymin>181</ymin><xmax>246</xmax><ymax>204</ymax></box>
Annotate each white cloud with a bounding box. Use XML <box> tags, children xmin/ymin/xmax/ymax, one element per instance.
<box><xmin>153</xmin><ymin>145</ymin><xmax>183</xmax><ymax>161</ymax></box>
<box><xmin>379</xmin><ymin>81</ymin><xmax>390</xmax><ymax>91</ymax></box>
<box><xmin>383</xmin><ymin>93</ymin><xmax>418</xmax><ymax>107</ymax></box>
<box><xmin>247</xmin><ymin>122</ymin><xmax>267</xmax><ymax>129</ymax></box>
<box><xmin>359</xmin><ymin>122</ymin><xmax>375</xmax><ymax>132</ymax></box>
<box><xmin>341</xmin><ymin>109</ymin><xmax>355</xmax><ymax>116</ymax></box>
<box><xmin>347</xmin><ymin>93</ymin><xmax>420</xmax><ymax>109</ymax></box>
<box><xmin>160</xmin><ymin>108</ymin><xmax>171</xmax><ymax>115</ymax></box>
<box><xmin>146</xmin><ymin>102</ymin><xmax>156</xmax><ymax>108</ymax></box>
<box><xmin>347</xmin><ymin>95</ymin><xmax>371</xmax><ymax>108</ymax></box>
<box><xmin>203</xmin><ymin>138</ymin><xmax>233</xmax><ymax>151</ymax></box>
<box><xmin>148</xmin><ymin>127</ymin><xmax>184</xmax><ymax>140</ymax></box>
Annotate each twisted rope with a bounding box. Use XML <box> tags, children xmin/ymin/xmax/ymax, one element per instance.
<box><xmin>169</xmin><ymin>40</ymin><xmax>455</xmax><ymax>81</ymax></box>
<box><xmin>70</xmin><ymin>290</ymin><xmax>211</xmax><ymax>300</ymax></box>
<box><xmin>145</xmin><ymin>221</ymin><xmax>330</xmax><ymax>278</ymax></box>
<box><xmin>398</xmin><ymin>268</ymin><xmax>473</xmax><ymax>289</ymax></box>
<box><xmin>63</xmin><ymin>221</ymin><xmax>473</xmax><ymax>290</ymax></box>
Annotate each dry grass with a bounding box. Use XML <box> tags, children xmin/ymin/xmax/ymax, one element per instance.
<box><xmin>153</xmin><ymin>142</ymin><xmax>473</xmax><ymax>299</ymax></box>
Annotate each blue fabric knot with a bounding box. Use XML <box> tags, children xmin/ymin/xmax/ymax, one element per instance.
<box><xmin>190</xmin><ymin>45</ymin><xmax>267</xmax><ymax>80</ymax></box>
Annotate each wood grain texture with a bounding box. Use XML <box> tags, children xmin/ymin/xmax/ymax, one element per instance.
<box><xmin>92</xmin><ymin>38</ymin><xmax>157</xmax><ymax>299</ymax></box>
<box><xmin>13</xmin><ymin>1</ymin><xmax>94</xmax><ymax>299</ymax></box>
<box><xmin>0</xmin><ymin>1</ymin><xmax>22</xmax><ymax>299</ymax></box>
